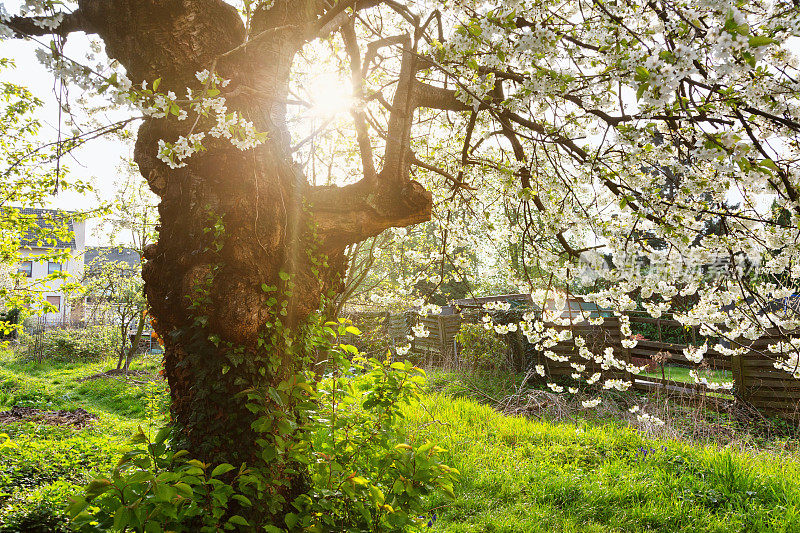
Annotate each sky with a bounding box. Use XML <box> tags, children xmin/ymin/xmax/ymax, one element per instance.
<box><xmin>1</xmin><ymin>11</ymin><xmax>133</xmax><ymax>246</ymax></box>
<box><xmin>0</xmin><ymin>0</ymin><xmax>353</xmax><ymax>246</ymax></box>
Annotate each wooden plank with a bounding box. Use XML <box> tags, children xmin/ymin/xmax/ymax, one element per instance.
<box><xmin>746</xmin><ymin>387</ymin><xmax>800</xmax><ymax>396</ymax></box>
<box><xmin>742</xmin><ymin>358</ymin><xmax>786</xmax><ymax>368</ymax></box>
<box><xmin>632</xmin><ymin>381</ymin><xmax>734</xmax><ymax>407</ymax></box>
<box><xmin>628</xmin><ymin>316</ymin><xmax>685</xmax><ymax>328</ymax></box>
<box><xmin>740</xmin><ymin>369</ymin><xmax>800</xmax><ymax>380</ymax></box>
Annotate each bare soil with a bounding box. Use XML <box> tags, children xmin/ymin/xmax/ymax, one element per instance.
<box><xmin>78</xmin><ymin>368</ymin><xmax>155</xmax><ymax>383</ymax></box>
<box><xmin>0</xmin><ymin>406</ymin><xmax>98</xmax><ymax>427</ymax></box>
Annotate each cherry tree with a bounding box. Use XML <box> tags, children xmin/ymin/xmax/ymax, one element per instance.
<box><xmin>3</xmin><ymin>0</ymin><xmax>800</xmax><ymax>516</ymax></box>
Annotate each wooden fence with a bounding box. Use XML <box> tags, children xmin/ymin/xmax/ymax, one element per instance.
<box><xmin>347</xmin><ymin>309</ymin><xmax>800</xmax><ymax>419</ymax></box>
<box><xmin>729</xmin><ymin>332</ymin><xmax>800</xmax><ymax>418</ymax></box>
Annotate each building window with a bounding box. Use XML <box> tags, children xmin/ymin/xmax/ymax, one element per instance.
<box><xmin>48</xmin><ymin>262</ymin><xmax>62</xmax><ymax>275</ymax></box>
<box><xmin>46</xmin><ymin>295</ymin><xmax>61</xmax><ymax>312</ymax></box>
<box><xmin>18</xmin><ymin>261</ymin><xmax>32</xmax><ymax>277</ymax></box>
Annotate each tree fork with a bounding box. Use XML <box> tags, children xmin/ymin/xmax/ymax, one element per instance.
<box><xmin>7</xmin><ymin>0</ymin><xmax>434</xmax><ymax>520</ymax></box>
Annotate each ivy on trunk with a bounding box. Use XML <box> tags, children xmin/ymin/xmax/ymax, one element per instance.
<box><xmin>7</xmin><ymin>0</ymin><xmax>440</xmax><ymax>519</ymax></box>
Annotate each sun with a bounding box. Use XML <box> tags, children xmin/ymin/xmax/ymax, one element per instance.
<box><xmin>305</xmin><ymin>71</ymin><xmax>354</xmax><ymax>118</ymax></box>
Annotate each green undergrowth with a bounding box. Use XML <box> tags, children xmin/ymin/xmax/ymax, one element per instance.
<box><xmin>2</xmin><ymin>350</ymin><xmax>800</xmax><ymax>532</ymax></box>
<box><xmin>404</xmin><ymin>394</ymin><xmax>800</xmax><ymax>532</ymax></box>
<box><xmin>0</xmin><ymin>348</ymin><xmax>168</xmax><ymax>531</ymax></box>
<box><xmin>0</xmin><ymin>349</ymin><xmax>168</xmax><ymax>421</ymax></box>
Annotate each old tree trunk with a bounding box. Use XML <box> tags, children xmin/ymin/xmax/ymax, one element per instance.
<box><xmin>9</xmin><ymin>0</ymin><xmax>433</xmax><ymax>516</ymax></box>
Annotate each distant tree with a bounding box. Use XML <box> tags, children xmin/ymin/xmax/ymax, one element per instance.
<box><xmin>83</xmin><ymin>161</ymin><xmax>158</xmax><ymax>371</ymax></box>
<box><xmin>80</xmin><ymin>255</ymin><xmax>146</xmax><ymax>371</ymax></box>
<box><xmin>0</xmin><ymin>59</ymin><xmax>95</xmax><ymax>329</ymax></box>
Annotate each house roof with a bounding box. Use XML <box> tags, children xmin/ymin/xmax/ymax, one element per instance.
<box><xmin>12</xmin><ymin>208</ymin><xmax>77</xmax><ymax>249</ymax></box>
<box><xmin>84</xmin><ymin>246</ymin><xmax>141</xmax><ymax>271</ymax></box>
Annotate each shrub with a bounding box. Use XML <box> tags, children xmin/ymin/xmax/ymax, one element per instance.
<box><xmin>297</xmin><ymin>350</ymin><xmax>457</xmax><ymax>531</ymax></box>
<box><xmin>455</xmin><ymin>323</ymin><xmax>508</xmax><ymax>371</ymax></box>
<box><xmin>345</xmin><ymin>313</ymin><xmax>391</xmax><ymax>358</ymax></box>
<box><xmin>21</xmin><ymin>326</ymin><xmax>121</xmax><ymax>363</ymax></box>
<box><xmin>67</xmin><ymin>321</ymin><xmax>457</xmax><ymax>532</ymax></box>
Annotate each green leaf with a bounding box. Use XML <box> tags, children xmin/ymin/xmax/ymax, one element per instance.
<box><xmin>130</xmin><ymin>426</ymin><xmax>149</xmax><ymax>444</ymax></box>
<box><xmin>748</xmin><ymin>35</ymin><xmax>776</xmax><ymax>48</ymax></box>
<box><xmin>285</xmin><ymin>513</ymin><xmax>299</xmax><ymax>529</ymax></box>
<box><xmin>113</xmin><ymin>506</ymin><xmax>132</xmax><ymax>531</ymax></box>
<box><xmin>153</xmin><ymin>77</ymin><xmax>161</xmax><ymax>91</ymax></box>
<box><xmin>392</xmin><ymin>478</ymin><xmax>405</xmax><ymax>494</ymax></box>
<box><xmin>278</xmin><ymin>271</ymin><xmax>291</xmax><ymax>281</ymax></box>
<box><xmin>66</xmin><ymin>495</ymin><xmax>88</xmax><ymax>518</ymax></box>
<box><xmin>154</xmin><ymin>426</ymin><xmax>171</xmax><ymax>444</ymax></box>
<box><xmin>227</xmin><ymin>515</ymin><xmax>250</xmax><ymax>527</ymax></box>
<box><xmin>187</xmin><ymin>459</ymin><xmax>206</xmax><ymax>469</ymax></box>
<box><xmin>85</xmin><ymin>478</ymin><xmax>113</xmax><ymax>500</ymax></box>
<box><xmin>369</xmin><ymin>485</ymin><xmax>385</xmax><ymax>506</ymax></box>
<box><xmin>636</xmin><ymin>83</ymin><xmax>648</xmax><ymax>101</ymax></box>
<box><xmin>126</xmin><ymin>470</ymin><xmax>154</xmax><ymax>484</ymax></box>
<box><xmin>761</xmin><ymin>159</ymin><xmax>779</xmax><ymax>172</ymax></box>
<box><xmin>440</xmin><ymin>481</ymin><xmax>456</xmax><ymax>499</ymax></box>
<box><xmin>345</xmin><ymin>325</ymin><xmax>361</xmax><ymax>335</ymax></box>
<box><xmin>174</xmin><ymin>482</ymin><xmax>193</xmax><ymax>498</ymax></box>
<box><xmin>211</xmin><ymin>463</ymin><xmax>236</xmax><ymax>478</ymax></box>
<box><xmin>231</xmin><ymin>494</ymin><xmax>252</xmax><ymax>507</ymax></box>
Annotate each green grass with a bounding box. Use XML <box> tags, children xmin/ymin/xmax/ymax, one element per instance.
<box><xmin>642</xmin><ymin>365</ymin><xmax>731</xmax><ymax>386</ymax></box>
<box><xmin>0</xmin><ymin>348</ymin><xmax>168</xmax><ymax>531</ymax></box>
<box><xmin>2</xmin><ymin>350</ymin><xmax>799</xmax><ymax>532</ymax></box>
<box><xmin>404</xmin><ymin>395</ymin><xmax>800</xmax><ymax>532</ymax></box>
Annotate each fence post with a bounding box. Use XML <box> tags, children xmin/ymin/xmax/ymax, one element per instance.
<box><xmin>731</xmin><ymin>350</ymin><xmax>748</xmax><ymax>402</ymax></box>
<box><xmin>435</xmin><ymin>316</ymin><xmax>445</xmax><ymax>358</ymax></box>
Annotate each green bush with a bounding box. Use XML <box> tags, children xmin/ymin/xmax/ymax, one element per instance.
<box><xmin>455</xmin><ymin>323</ymin><xmax>509</xmax><ymax>371</ymax></box>
<box><xmin>346</xmin><ymin>313</ymin><xmax>391</xmax><ymax>358</ymax></box>
<box><xmin>21</xmin><ymin>326</ymin><xmax>121</xmax><ymax>363</ymax></box>
<box><xmin>67</xmin><ymin>322</ymin><xmax>456</xmax><ymax>532</ymax></box>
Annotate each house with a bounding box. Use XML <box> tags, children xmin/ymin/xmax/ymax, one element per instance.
<box><xmin>15</xmin><ymin>208</ymin><xmax>86</xmax><ymax>325</ymax></box>
<box><xmin>84</xmin><ymin>246</ymin><xmax>141</xmax><ymax>273</ymax></box>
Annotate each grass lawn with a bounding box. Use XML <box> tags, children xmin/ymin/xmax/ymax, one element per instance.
<box><xmin>642</xmin><ymin>365</ymin><xmax>732</xmax><ymax>385</ymax></box>
<box><xmin>405</xmin><ymin>394</ymin><xmax>800</xmax><ymax>532</ymax></box>
<box><xmin>1</xmin><ymin>349</ymin><xmax>799</xmax><ymax>532</ymax></box>
<box><xmin>0</xmin><ymin>349</ymin><xmax>168</xmax><ymax>532</ymax></box>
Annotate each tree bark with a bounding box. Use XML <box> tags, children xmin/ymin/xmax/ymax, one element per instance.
<box><xmin>9</xmin><ymin>0</ymin><xmax>433</xmax><ymax>521</ymax></box>
<box><xmin>123</xmin><ymin>314</ymin><xmax>147</xmax><ymax>372</ymax></box>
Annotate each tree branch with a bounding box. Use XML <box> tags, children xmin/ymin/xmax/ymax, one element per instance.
<box><xmin>4</xmin><ymin>9</ymin><xmax>94</xmax><ymax>37</ymax></box>
<box><xmin>341</xmin><ymin>19</ymin><xmax>377</xmax><ymax>180</ymax></box>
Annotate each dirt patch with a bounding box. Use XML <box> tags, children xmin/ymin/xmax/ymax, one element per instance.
<box><xmin>0</xmin><ymin>406</ymin><xmax>98</xmax><ymax>427</ymax></box>
<box><xmin>78</xmin><ymin>368</ymin><xmax>155</xmax><ymax>383</ymax></box>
